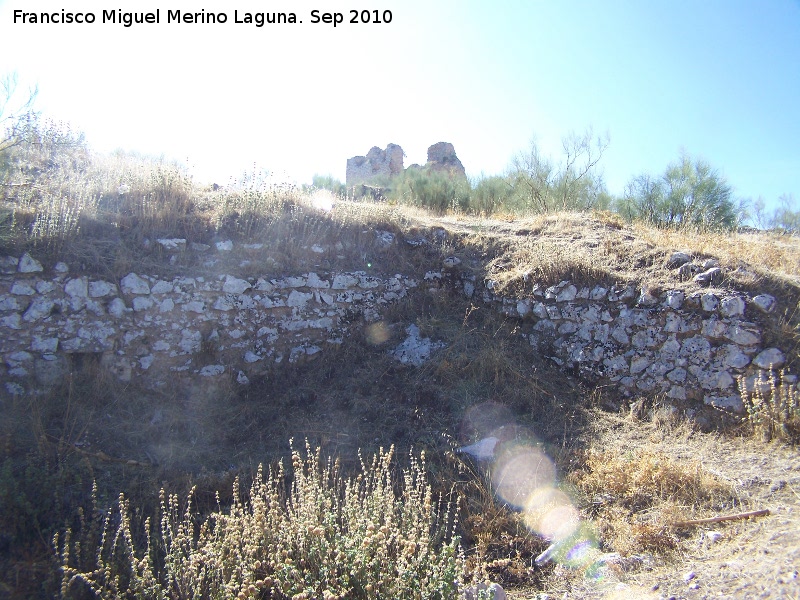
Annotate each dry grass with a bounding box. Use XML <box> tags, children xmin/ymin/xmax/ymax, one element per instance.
<box><xmin>567</xmin><ymin>446</ymin><xmax>739</xmax><ymax>557</ymax></box>
<box><xmin>634</xmin><ymin>223</ymin><xmax>800</xmax><ymax>281</ymax></box>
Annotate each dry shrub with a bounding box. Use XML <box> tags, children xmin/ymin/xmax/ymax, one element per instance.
<box><xmin>57</xmin><ymin>443</ymin><xmax>473</xmax><ymax>600</ymax></box>
<box><xmin>740</xmin><ymin>370</ymin><xmax>800</xmax><ymax>443</ymax></box>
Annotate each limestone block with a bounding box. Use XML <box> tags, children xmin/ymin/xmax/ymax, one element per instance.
<box><xmin>715</xmin><ymin>344</ymin><xmax>751</xmax><ymax>369</ymax></box>
<box><xmin>182</xmin><ymin>301</ymin><xmax>205</xmax><ymax>313</ymax></box>
<box><xmin>244</xmin><ymin>351</ymin><xmax>262</xmax><ymax>363</ymax></box>
<box><xmin>546</xmin><ymin>305</ymin><xmax>561</xmax><ymax>320</ymax></box>
<box><xmin>215</xmin><ymin>240</ymin><xmax>233</xmax><ymax>251</ymax></box>
<box><xmin>637</xmin><ymin>288</ymin><xmax>659</xmax><ymax>306</ymax></box>
<box><xmin>611</xmin><ymin>326</ymin><xmax>629</xmax><ymax>345</ymax></box>
<box><xmin>179</xmin><ymin>330</ymin><xmax>201</xmax><ymax>354</ymax></box>
<box><xmin>287</xmin><ymin>290</ymin><xmax>313</xmax><ymax>308</ymax></box>
<box><xmin>306</xmin><ymin>273</ymin><xmax>330</xmax><ymax>289</ymax></box>
<box><xmin>31</xmin><ymin>336</ymin><xmax>59</xmax><ymax>353</ymax></box>
<box><xmin>680</xmin><ymin>336</ymin><xmax>712</xmax><ymax>363</ymax></box>
<box><xmin>664</xmin><ymin>312</ymin><xmax>682</xmax><ymax>333</ymax></box>
<box><xmin>157</xmin><ymin>238</ymin><xmax>186</xmax><ymax>250</ymax></box>
<box><xmin>391</xmin><ymin>324</ymin><xmax>446</xmax><ymax>367</ymax></box>
<box><xmin>590</xmin><ymin>286</ymin><xmax>608</xmax><ymax>300</ymax></box>
<box><xmin>751</xmin><ymin>294</ymin><xmax>776</xmax><ymax>313</ymax></box>
<box><xmin>704</xmin><ymin>394</ymin><xmax>743</xmax><ymax>413</ymax></box>
<box><xmin>532</xmin><ymin>302</ymin><xmax>548</xmax><ymax>319</ymax></box>
<box><xmin>214</xmin><ymin>297</ymin><xmax>234</xmax><ymax>311</ymax></box>
<box><xmin>752</xmin><ymin>348</ymin><xmax>786</xmax><ymax>370</ymax></box>
<box><xmin>133</xmin><ymin>297</ymin><xmax>154</xmax><ymax>311</ymax></box>
<box><xmin>1</xmin><ymin>313</ymin><xmax>22</xmax><ymax>329</ymax></box>
<box><xmin>18</xmin><ymin>252</ymin><xmax>43</xmax><ymax>273</ymax></box>
<box><xmin>0</xmin><ymin>295</ymin><xmax>21</xmax><ymax>311</ymax></box>
<box><xmin>54</xmin><ymin>262</ymin><xmax>69</xmax><ymax>273</ymax></box>
<box><xmin>200</xmin><ymin>365</ymin><xmax>225</xmax><ymax>376</ymax></box>
<box><xmin>0</xmin><ymin>256</ymin><xmax>19</xmax><ymax>274</ymax></box>
<box><xmin>582</xmin><ymin>305</ymin><xmax>601</xmax><ymax>323</ymax></box>
<box><xmin>701</xmin><ymin>318</ymin><xmax>727</xmax><ymax>340</ymax></box>
<box><xmin>36</xmin><ymin>281</ymin><xmax>56</xmax><ymax>294</ymax></box>
<box><xmin>630</xmin><ymin>356</ymin><xmax>651</xmax><ymax>374</ymax></box>
<box><xmin>139</xmin><ymin>355</ymin><xmax>155</xmax><ymax>370</ymax></box>
<box><xmin>222</xmin><ymin>275</ymin><xmax>251</xmax><ymax>294</ymax></box>
<box><xmin>665</xmin><ymin>251</ymin><xmax>691</xmax><ymax>269</ymax></box>
<box><xmin>332</xmin><ymin>274</ymin><xmax>359</xmax><ymax>289</ymax></box>
<box><xmin>664</xmin><ymin>290</ymin><xmax>684</xmax><ymax>309</ymax></box>
<box><xmin>666</xmin><ymin>367</ymin><xmax>687</xmax><ymax>382</ymax></box>
<box><xmin>23</xmin><ymin>297</ymin><xmax>54</xmax><ymax>322</ymax></box>
<box><xmin>359</xmin><ymin>275</ymin><xmax>382</xmax><ymax>289</ymax></box>
<box><xmin>659</xmin><ymin>337</ymin><xmax>681</xmax><ymax>361</ymax></box>
<box><xmin>719</xmin><ymin>296</ymin><xmax>746</xmax><ymax>317</ymax></box>
<box><xmin>121</xmin><ymin>273</ymin><xmax>151</xmax><ymax>295</ymax></box>
<box><xmin>10</xmin><ymin>282</ymin><xmax>36</xmax><ymax>295</ymax></box>
<box><xmin>255</xmin><ymin>278</ymin><xmax>275</xmax><ymax>292</ymax></box>
<box><xmin>700</xmin><ymin>293</ymin><xmax>719</xmax><ymax>312</ymax></box>
<box><xmin>558</xmin><ymin>322</ymin><xmax>578</xmax><ymax>335</ymax></box>
<box><xmin>150</xmin><ymin>280</ymin><xmax>174</xmax><ymax>294</ymax></box>
<box><xmin>65</xmin><ymin>277</ymin><xmax>88</xmax><ymax>298</ymax></box>
<box><xmin>694</xmin><ymin>267</ymin><xmax>722</xmax><ymax>286</ymax></box>
<box><xmin>159</xmin><ymin>299</ymin><xmax>175</xmax><ymax>312</ymax></box>
<box><xmin>667</xmin><ymin>385</ymin><xmax>687</xmax><ymax>399</ymax></box>
<box><xmin>693</xmin><ymin>369</ymin><xmax>734</xmax><ymax>390</ymax></box>
<box><xmin>740</xmin><ymin>374</ymin><xmax>770</xmax><ymax>394</ymax></box>
<box><xmin>556</xmin><ymin>284</ymin><xmax>578</xmax><ymax>302</ymax></box>
<box><xmin>89</xmin><ymin>280</ymin><xmax>116</xmax><ymax>297</ymax></box>
<box><xmin>723</xmin><ymin>323</ymin><xmax>760</xmax><ymax>346</ymax></box>
<box><xmin>108</xmin><ymin>298</ymin><xmax>128</xmax><ymax>318</ymax></box>
<box><xmin>632</xmin><ymin>328</ymin><xmax>662</xmax><ymax>348</ymax></box>
<box><xmin>560</xmin><ymin>304</ymin><xmax>580</xmax><ymax>321</ymax></box>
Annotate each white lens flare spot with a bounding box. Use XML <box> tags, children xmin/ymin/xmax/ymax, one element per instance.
<box><xmin>310</xmin><ymin>189</ymin><xmax>335</xmax><ymax>212</ymax></box>
<box><xmin>490</xmin><ymin>445</ymin><xmax>556</xmax><ymax>510</ymax></box>
<box><xmin>365</xmin><ymin>321</ymin><xmax>390</xmax><ymax>346</ymax></box>
<box><xmin>523</xmin><ymin>486</ymin><xmax>579</xmax><ymax>541</ymax></box>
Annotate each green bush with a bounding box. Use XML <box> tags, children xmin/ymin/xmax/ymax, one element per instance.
<box><xmin>58</xmin><ymin>443</ymin><xmax>469</xmax><ymax>599</ymax></box>
<box><xmin>617</xmin><ymin>153</ymin><xmax>743</xmax><ymax>231</ymax></box>
<box><xmin>309</xmin><ymin>174</ymin><xmax>346</xmax><ymax>197</ymax></box>
<box><xmin>507</xmin><ymin>130</ymin><xmax>609</xmax><ymax>214</ymax></box>
<box><xmin>387</xmin><ymin>168</ymin><xmax>472</xmax><ymax>214</ymax></box>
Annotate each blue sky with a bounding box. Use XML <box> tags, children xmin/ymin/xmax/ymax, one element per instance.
<box><xmin>1</xmin><ymin>0</ymin><xmax>798</xmax><ymax>210</ymax></box>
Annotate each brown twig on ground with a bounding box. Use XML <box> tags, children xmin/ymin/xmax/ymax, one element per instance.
<box><xmin>669</xmin><ymin>509</ymin><xmax>770</xmax><ymax>528</ymax></box>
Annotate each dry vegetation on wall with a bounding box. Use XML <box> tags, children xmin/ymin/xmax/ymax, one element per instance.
<box><xmin>1</xmin><ymin>123</ymin><xmax>800</xmax><ymax>599</ymax></box>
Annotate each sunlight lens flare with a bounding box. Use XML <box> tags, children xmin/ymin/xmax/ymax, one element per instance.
<box><xmin>310</xmin><ymin>189</ymin><xmax>335</xmax><ymax>212</ymax></box>
<box><xmin>365</xmin><ymin>321</ymin><xmax>390</xmax><ymax>345</ymax></box>
<box><xmin>490</xmin><ymin>444</ymin><xmax>556</xmax><ymax>510</ymax></box>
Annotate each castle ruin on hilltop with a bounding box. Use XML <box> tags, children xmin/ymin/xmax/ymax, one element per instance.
<box><xmin>345</xmin><ymin>142</ymin><xmax>466</xmax><ymax>187</ymax></box>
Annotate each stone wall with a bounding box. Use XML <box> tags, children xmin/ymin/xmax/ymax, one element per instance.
<box><xmin>345</xmin><ymin>143</ymin><xmax>404</xmax><ymax>186</ymax></box>
<box><xmin>2</xmin><ymin>245</ymin><xmax>794</xmax><ymax>417</ymax></box>
<box><xmin>0</xmin><ymin>252</ymin><xmax>418</xmax><ymax>394</ymax></box>
<box><xmin>425</xmin><ymin>262</ymin><xmax>791</xmax><ymax>414</ymax></box>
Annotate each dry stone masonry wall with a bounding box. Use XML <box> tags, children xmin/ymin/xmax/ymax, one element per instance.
<box><xmin>0</xmin><ymin>251</ymin><xmax>417</xmax><ymax>395</ymax></box>
<box><xmin>2</xmin><ymin>243</ymin><xmax>794</xmax><ymax>418</ymax></box>
<box><xmin>425</xmin><ymin>260</ymin><xmax>791</xmax><ymax>415</ymax></box>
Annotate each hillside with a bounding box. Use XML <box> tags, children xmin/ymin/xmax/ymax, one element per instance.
<box><xmin>1</xmin><ymin>157</ymin><xmax>799</xmax><ymax>598</ymax></box>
